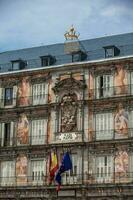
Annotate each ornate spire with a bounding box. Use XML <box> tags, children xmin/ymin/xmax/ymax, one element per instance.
<box><xmin>64</xmin><ymin>25</ymin><xmax>80</xmax><ymax>41</ymax></box>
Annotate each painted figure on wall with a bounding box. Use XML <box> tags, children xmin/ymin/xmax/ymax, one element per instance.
<box><xmin>16</xmin><ymin>155</ymin><xmax>28</xmax><ymax>184</ymax></box>
<box><xmin>115</xmin><ymin>150</ymin><xmax>128</xmax><ymax>182</ymax></box>
<box><xmin>17</xmin><ymin>114</ymin><xmax>29</xmax><ymax>145</ymax></box>
<box><xmin>61</xmin><ymin>93</ymin><xmax>77</xmax><ymax>132</ymax></box>
<box><xmin>17</xmin><ymin>77</ymin><xmax>30</xmax><ymax>106</ymax></box>
<box><xmin>88</xmin><ymin>111</ymin><xmax>93</xmax><ymax>141</ymax></box>
<box><xmin>114</xmin><ymin>65</ymin><xmax>128</xmax><ymax>95</ymax></box>
<box><xmin>88</xmin><ymin>73</ymin><xmax>94</xmax><ymax>99</ymax></box>
<box><xmin>114</xmin><ymin>103</ymin><xmax>128</xmax><ymax>138</ymax></box>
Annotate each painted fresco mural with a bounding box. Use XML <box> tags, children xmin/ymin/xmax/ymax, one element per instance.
<box><xmin>16</xmin><ymin>155</ymin><xmax>28</xmax><ymax>185</ymax></box>
<box><xmin>114</xmin><ymin>103</ymin><xmax>128</xmax><ymax>139</ymax></box>
<box><xmin>114</xmin><ymin>65</ymin><xmax>128</xmax><ymax>95</ymax></box>
<box><xmin>17</xmin><ymin>114</ymin><xmax>29</xmax><ymax>145</ymax></box>
<box><xmin>17</xmin><ymin>77</ymin><xmax>30</xmax><ymax>106</ymax></box>
<box><xmin>88</xmin><ymin>110</ymin><xmax>93</xmax><ymax>141</ymax></box>
<box><xmin>88</xmin><ymin>73</ymin><xmax>94</xmax><ymax>99</ymax></box>
<box><xmin>115</xmin><ymin>150</ymin><xmax>128</xmax><ymax>182</ymax></box>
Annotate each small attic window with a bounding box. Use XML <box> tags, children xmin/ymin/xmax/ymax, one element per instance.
<box><xmin>40</xmin><ymin>55</ymin><xmax>56</xmax><ymax>67</ymax></box>
<box><xmin>11</xmin><ymin>59</ymin><xmax>26</xmax><ymax>71</ymax></box>
<box><xmin>103</xmin><ymin>46</ymin><xmax>120</xmax><ymax>58</ymax></box>
<box><xmin>72</xmin><ymin>51</ymin><xmax>87</xmax><ymax>62</ymax></box>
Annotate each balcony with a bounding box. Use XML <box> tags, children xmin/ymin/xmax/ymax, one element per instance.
<box><xmin>52</xmin><ymin>131</ymin><xmax>83</xmax><ymax>144</ymax></box>
<box><xmin>91</xmin><ymin>128</ymin><xmax>133</xmax><ymax>141</ymax></box>
<box><xmin>0</xmin><ymin>172</ymin><xmax>133</xmax><ymax>188</ymax></box>
<box><xmin>0</xmin><ymin>135</ymin><xmax>47</xmax><ymax>148</ymax></box>
<box><xmin>0</xmin><ymin>94</ymin><xmax>48</xmax><ymax>109</ymax></box>
<box><xmin>88</xmin><ymin>84</ymin><xmax>133</xmax><ymax>100</ymax></box>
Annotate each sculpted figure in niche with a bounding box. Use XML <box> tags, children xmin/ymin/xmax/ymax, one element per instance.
<box><xmin>17</xmin><ymin>77</ymin><xmax>30</xmax><ymax>106</ymax></box>
<box><xmin>115</xmin><ymin>103</ymin><xmax>128</xmax><ymax>138</ymax></box>
<box><xmin>17</xmin><ymin>114</ymin><xmax>29</xmax><ymax>144</ymax></box>
<box><xmin>114</xmin><ymin>65</ymin><xmax>127</xmax><ymax>95</ymax></box>
<box><xmin>61</xmin><ymin>93</ymin><xmax>77</xmax><ymax>132</ymax></box>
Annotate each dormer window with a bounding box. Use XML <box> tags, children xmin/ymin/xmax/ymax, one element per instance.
<box><xmin>104</xmin><ymin>46</ymin><xmax>120</xmax><ymax>58</ymax></box>
<box><xmin>72</xmin><ymin>51</ymin><xmax>87</xmax><ymax>62</ymax></box>
<box><xmin>40</xmin><ymin>55</ymin><xmax>55</xmax><ymax>67</ymax></box>
<box><xmin>11</xmin><ymin>59</ymin><xmax>26</xmax><ymax>71</ymax></box>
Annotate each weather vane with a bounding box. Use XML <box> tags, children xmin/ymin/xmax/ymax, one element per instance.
<box><xmin>64</xmin><ymin>25</ymin><xmax>80</xmax><ymax>41</ymax></box>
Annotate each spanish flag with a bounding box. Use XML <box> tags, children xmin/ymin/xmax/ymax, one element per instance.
<box><xmin>49</xmin><ymin>151</ymin><xmax>58</xmax><ymax>183</ymax></box>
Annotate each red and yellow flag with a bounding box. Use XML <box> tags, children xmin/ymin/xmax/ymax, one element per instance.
<box><xmin>49</xmin><ymin>151</ymin><xmax>58</xmax><ymax>183</ymax></box>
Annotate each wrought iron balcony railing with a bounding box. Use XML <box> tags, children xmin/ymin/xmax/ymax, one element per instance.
<box><xmin>0</xmin><ymin>85</ymin><xmax>133</xmax><ymax>110</ymax></box>
<box><xmin>0</xmin><ymin>135</ymin><xmax>47</xmax><ymax>147</ymax></box>
<box><xmin>0</xmin><ymin>128</ymin><xmax>133</xmax><ymax>148</ymax></box>
<box><xmin>0</xmin><ymin>94</ymin><xmax>49</xmax><ymax>108</ymax></box>
<box><xmin>0</xmin><ymin>172</ymin><xmax>133</xmax><ymax>187</ymax></box>
<box><xmin>93</xmin><ymin>128</ymin><xmax>133</xmax><ymax>141</ymax></box>
<box><xmin>88</xmin><ymin>84</ymin><xmax>133</xmax><ymax>100</ymax></box>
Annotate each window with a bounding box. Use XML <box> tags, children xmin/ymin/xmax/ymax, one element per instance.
<box><xmin>105</xmin><ymin>48</ymin><xmax>114</xmax><ymax>58</ymax></box>
<box><xmin>30</xmin><ymin>160</ymin><xmax>45</xmax><ymax>184</ymax></box>
<box><xmin>72</xmin><ymin>51</ymin><xmax>87</xmax><ymax>62</ymax></box>
<box><xmin>31</xmin><ymin>119</ymin><xmax>47</xmax><ymax>145</ymax></box>
<box><xmin>104</xmin><ymin>46</ymin><xmax>120</xmax><ymax>58</ymax></box>
<box><xmin>4</xmin><ymin>88</ymin><xmax>13</xmax><ymax>106</ymax></box>
<box><xmin>4</xmin><ymin>123</ymin><xmax>10</xmax><ymax>146</ymax></box>
<box><xmin>41</xmin><ymin>55</ymin><xmax>55</xmax><ymax>67</ymax></box>
<box><xmin>11</xmin><ymin>60</ymin><xmax>26</xmax><ymax>71</ymax></box>
<box><xmin>62</xmin><ymin>154</ymin><xmax>79</xmax><ymax>184</ymax></box>
<box><xmin>131</xmin><ymin>72</ymin><xmax>133</xmax><ymax>94</ymax></box>
<box><xmin>12</xmin><ymin>61</ymin><xmax>20</xmax><ymax>70</ymax></box>
<box><xmin>0</xmin><ymin>86</ymin><xmax>17</xmax><ymax>108</ymax></box>
<box><xmin>32</xmin><ymin>83</ymin><xmax>46</xmax><ymax>105</ymax></box>
<box><xmin>1</xmin><ymin>161</ymin><xmax>15</xmax><ymax>186</ymax></box>
<box><xmin>0</xmin><ymin>122</ymin><xmax>14</xmax><ymax>147</ymax></box>
<box><xmin>96</xmin><ymin>75</ymin><xmax>113</xmax><ymax>98</ymax></box>
<box><xmin>96</xmin><ymin>113</ymin><xmax>113</xmax><ymax>140</ymax></box>
<box><xmin>96</xmin><ymin>156</ymin><xmax>113</xmax><ymax>183</ymax></box>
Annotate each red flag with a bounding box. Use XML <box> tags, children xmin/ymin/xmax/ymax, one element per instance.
<box><xmin>49</xmin><ymin>151</ymin><xmax>58</xmax><ymax>184</ymax></box>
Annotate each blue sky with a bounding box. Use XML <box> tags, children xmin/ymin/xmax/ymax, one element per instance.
<box><xmin>0</xmin><ymin>0</ymin><xmax>133</xmax><ymax>51</ymax></box>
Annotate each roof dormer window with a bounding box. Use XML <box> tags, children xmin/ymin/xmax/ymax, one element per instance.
<box><xmin>40</xmin><ymin>55</ymin><xmax>56</xmax><ymax>67</ymax></box>
<box><xmin>103</xmin><ymin>45</ymin><xmax>120</xmax><ymax>58</ymax></box>
<box><xmin>11</xmin><ymin>59</ymin><xmax>26</xmax><ymax>71</ymax></box>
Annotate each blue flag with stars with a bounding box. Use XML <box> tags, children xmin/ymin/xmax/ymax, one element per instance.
<box><xmin>55</xmin><ymin>152</ymin><xmax>72</xmax><ymax>191</ymax></box>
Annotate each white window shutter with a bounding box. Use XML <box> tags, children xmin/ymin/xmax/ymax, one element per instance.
<box><xmin>45</xmin><ymin>83</ymin><xmax>48</xmax><ymax>103</ymax></box>
<box><xmin>32</xmin><ymin>83</ymin><xmax>46</xmax><ymax>105</ymax></box>
<box><xmin>1</xmin><ymin>123</ymin><xmax>5</xmax><ymax>147</ymax></box>
<box><xmin>0</xmin><ymin>88</ymin><xmax>4</xmax><ymax>108</ymax></box>
<box><xmin>13</xmin><ymin>86</ymin><xmax>17</xmax><ymax>106</ymax></box>
<box><xmin>96</xmin><ymin>76</ymin><xmax>100</xmax><ymax>99</ymax></box>
<box><xmin>10</xmin><ymin>122</ymin><xmax>14</xmax><ymax>146</ymax></box>
<box><xmin>131</xmin><ymin>72</ymin><xmax>133</xmax><ymax>94</ymax></box>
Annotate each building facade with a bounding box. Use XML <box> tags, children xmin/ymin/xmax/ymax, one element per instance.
<box><xmin>0</xmin><ymin>31</ymin><xmax>133</xmax><ymax>199</ymax></box>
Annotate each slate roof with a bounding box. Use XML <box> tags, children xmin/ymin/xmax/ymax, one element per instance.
<box><xmin>0</xmin><ymin>32</ymin><xmax>133</xmax><ymax>73</ymax></box>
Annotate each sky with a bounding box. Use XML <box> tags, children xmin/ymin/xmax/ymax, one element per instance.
<box><xmin>0</xmin><ymin>0</ymin><xmax>133</xmax><ymax>51</ymax></box>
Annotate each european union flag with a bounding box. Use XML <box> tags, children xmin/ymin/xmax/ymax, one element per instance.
<box><xmin>55</xmin><ymin>152</ymin><xmax>72</xmax><ymax>191</ymax></box>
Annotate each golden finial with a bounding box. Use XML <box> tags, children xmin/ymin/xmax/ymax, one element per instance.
<box><xmin>64</xmin><ymin>25</ymin><xmax>80</xmax><ymax>41</ymax></box>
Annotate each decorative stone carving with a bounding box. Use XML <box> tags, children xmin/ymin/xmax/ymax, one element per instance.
<box><xmin>61</xmin><ymin>93</ymin><xmax>77</xmax><ymax>132</ymax></box>
<box><xmin>52</xmin><ymin>77</ymin><xmax>85</xmax><ymax>94</ymax></box>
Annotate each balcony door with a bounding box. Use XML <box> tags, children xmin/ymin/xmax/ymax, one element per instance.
<box><xmin>95</xmin><ymin>156</ymin><xmax>113</xmax><ymax>183</ymax></box>
<box><xmin>32</xmin><ymin>83</ymin><xmax>46</xmax><ymax>105</ymax></box>
<box><xmin>1</xmin><ymin>161</ymin><xmax>15</xmax><ymax>186</ymax></box>
<box><xmin>30</xmin><ymin>119</ymin><xmax>47</xmax><ymax>145</ymax></box>
<box><xmin>95</xmin><ymin>113</ymin><xmax>113</xmax><ymax>140</ymax></box>
<box><xmin>30</xmin><ymin>160</ymin><xmax>45</xmax><ymax>185</ymax></box>
<box><xmin>62</xmin><ymin>154</ymin><xmax>82</xmax><ymax>185</ymax></box>
<box><xmin>96</xmin><ymin>75</ymin><xmax>113</xmax><ymax>98</ymax></box>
